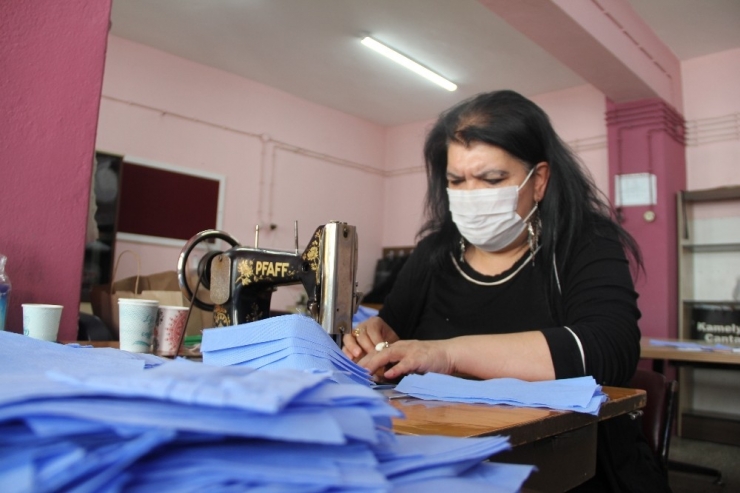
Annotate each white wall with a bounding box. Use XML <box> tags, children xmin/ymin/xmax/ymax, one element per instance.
<box><xmin>680</xmin><ymin>47</ymin><xmax>740</xmax><ymax>414</ymax></box>
<box><xmin>682</xmin><ymin>47</ymin><xmax>740</xmax><ymax>193</ymax></box>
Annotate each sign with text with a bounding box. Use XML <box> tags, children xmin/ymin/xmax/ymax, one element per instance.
<box><xmin>691</xmin><ymin>305</ymin><xmax>740</xmax><ymax>344</ymax></box>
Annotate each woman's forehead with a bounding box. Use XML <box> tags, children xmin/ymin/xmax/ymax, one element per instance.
<box><xmin>446</xmin><ymin>142</ymin><xmax>526</xmax><ymax>173</ymax></box>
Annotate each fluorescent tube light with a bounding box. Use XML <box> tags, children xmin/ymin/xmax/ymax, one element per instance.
<box><xmin>361</xmin><ymin>36</ymin><xmax>457</xmax><ymax>92</ymax></box>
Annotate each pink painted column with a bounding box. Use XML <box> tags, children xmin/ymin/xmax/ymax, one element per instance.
<box><xmin>0</xmin><ymin>0</ymin><xmax>112</xmax><ymax>340</ymax></box>
<box><xmin>606</xmin><ymin>99</ymin><xmax>687</xmax><ymax>339</ymax></box>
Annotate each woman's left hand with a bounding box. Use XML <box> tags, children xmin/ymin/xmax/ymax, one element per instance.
<box><xmin>358</xmin><ymin>339</ymin><xmax>455</xmax><ymax>381</ymax></box>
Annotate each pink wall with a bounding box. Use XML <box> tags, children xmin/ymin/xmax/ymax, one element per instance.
<box><xmin>531</xmin><ymin>85</ymin><xmax>609</xmax><ymax>194</ymax></box>
<box><xmin>382</xmin><ymin>120</ymin><xmax>432</xmax><ymax>247</ymax></box>
<box><xmin>97</xmin><ymin>37</ymin><xmax>387</xmax><ymax>311</ymax></box>
<box><xmin>606</xmin><ymin>99</ymin><xmax>686</xmax><ymax>340</ymax></box>
<box><xmin>4</xmin><ymin>6</ymin><xmax>734</xmax><ymax>334</ymax></box>
<box><xmin>0</xmin><ymin>0</ymin><xmax>112</xmax><ymax>340</ymax></box>
<box><xmin>481</xmin><ymin>0</ymin><xmax>682</xmax><ymax>111</ymax></box>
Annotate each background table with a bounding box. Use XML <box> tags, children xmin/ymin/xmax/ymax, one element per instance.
<box><xmin>641</xmin><ymin>338</ymin><xmax>740</xmax><ymax>446</ymax></box>
<box><xmin>641</xmin><ymin>339</ymin><xmax>740</xmax><ymax>372</ymax></box>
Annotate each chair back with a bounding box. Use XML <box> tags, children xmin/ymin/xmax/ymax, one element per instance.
<box><xmin>629</xmin><ymin>369</ymin><xmax>677</xmax><ymax>467</ymax></box>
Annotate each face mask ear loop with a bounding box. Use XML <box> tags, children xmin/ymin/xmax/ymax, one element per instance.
<box><xmin>517</xmin><ymin>165</ymin><xmax>537</xmax><ymax>191</ymax></box>
<box><xmin>522</xmin><ymin>202</ymin><xmax>538</xmax><ymax>223</ymax></box>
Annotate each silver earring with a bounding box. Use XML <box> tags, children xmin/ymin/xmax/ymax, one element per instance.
<box><xmin>459</xmin><ymin>237</ymin><xmax>466</xmax><ymax>263</ymax></box>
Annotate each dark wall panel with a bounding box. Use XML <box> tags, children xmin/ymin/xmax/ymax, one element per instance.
<box><xmin>117</xmin><ymin>162</ymin><xmax>220</xmax><ymax>241</ymax></box>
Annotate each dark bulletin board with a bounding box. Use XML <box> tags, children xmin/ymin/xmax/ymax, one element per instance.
<box><xmin>117</xmin><ymin>162</ymin><xmax>221</xmax><ymax>241</ymax></box>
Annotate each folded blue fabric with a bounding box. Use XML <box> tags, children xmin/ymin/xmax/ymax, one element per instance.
<box><xmin>201</xmin><ymin>314</ymin><xmax>373</xmax><ymax>386</ymax></box>
<box><xmin>201</xmin><ymin>314</ymin><xmax>333</xmax><ymax>352</ymax></box>
<box><xmin>395</xmin><ymin>373</ymin><xmax>606</xmax><ymax>415</ymax></box>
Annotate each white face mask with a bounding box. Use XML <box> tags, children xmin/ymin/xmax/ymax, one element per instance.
<box><xmin>447</xmin><ymin>167</ymin><xmax>537</xmax><ymax>252</ymax></box>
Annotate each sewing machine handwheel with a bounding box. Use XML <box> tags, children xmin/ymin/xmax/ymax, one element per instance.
<box><xmin>178</xmin><ymin>229</ymin><xmax>240</xmax><ymax>312</ymax></box>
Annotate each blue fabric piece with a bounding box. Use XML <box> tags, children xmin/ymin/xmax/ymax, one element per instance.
<box><xmin>0</xmin><ymin>397</ymin><xmax>349</xmax><ymax>445</ymax></box>
<box><xmin>126</xmin><ymin>440</ymin><xmax>387</xmax><ymax>491</ymax></box>
<box><xmin>46</xmin><ymin>358</ymin><xmax>330</xmax><ymax>414</ymax></box>
<box><xmin>374</xmin><ymin>435</ymin><xmax>510</xmax><ymax>477</ymax></box>
<box><xmin>0</xmin><ymin>422</ymin><xmax>174</xmax><ymax>493</ymax></box>
<box><xmin>395</xmin><ymin>373</ymin><xmax>606</xmax><ymax>415</ymax></box>
<box><xmin>353</xmin><ymin>305</ymin><xmax>379</xmax><ymax>327</ymax></box>
<box><xmin>391</xmin><ymin>461</ymin><xmax>535</xmax><ymax>493</ymax></box>
<box><xmin>293</xmin><ymin>382</ymin><xmax>404</xmax><ymax>421</ymax></box>
<box><xmin>0</xmin><ymin>330</ymin><xmax>149</xmax><ymax>375</ymax></box>
<box><xmin>231</xmin><ymin>352</ymin><xmax>370</xmax><ymax>386</ymax></box>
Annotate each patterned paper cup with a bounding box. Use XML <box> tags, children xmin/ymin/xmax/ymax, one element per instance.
<box><xmin>22</xmin><ymin>304</ymin><xmax>63</xmax><ymax>342</ymax></box>
<box><xmin>153</xmin><ymin>306</ymin><xmax>189</xmax><ymax>356</ymax></box>
<box><xmin>118</xmin><ymin>298</ymin><xmax>159</xmax><ymax>353</ymax></box>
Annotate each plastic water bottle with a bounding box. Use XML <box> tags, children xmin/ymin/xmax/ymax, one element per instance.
<box><xmin>0</xmin><ymin>254</ymin><xmax>10</xmax><ymax>331</ymax></box>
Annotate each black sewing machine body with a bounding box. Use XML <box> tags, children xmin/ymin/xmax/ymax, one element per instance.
<box><xmin>178</xmin><ymin>222</ymin><xmax>360</xmax><ymax>343</ymax></box>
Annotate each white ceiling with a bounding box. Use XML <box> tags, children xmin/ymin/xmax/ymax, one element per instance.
<box><xmin>110</xmin><ymin>0</ymin><xmax>740</xmax><ymax>127</ymax></box>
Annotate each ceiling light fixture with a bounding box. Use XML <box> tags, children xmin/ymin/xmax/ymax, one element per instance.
<box><xmin>360</xmin><ymin>36</ymin><xmax>457</xmax><ymax>92</ymax></box>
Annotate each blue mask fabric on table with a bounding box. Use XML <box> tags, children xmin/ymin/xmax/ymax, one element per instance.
<box><xmin>200</xmin><ymin>314</ymin><xmax>374</xmax><ymax>386</ymax></box>
<box><xmin>395</xmin><ymin>373</ymin><xmax>607</xmax><ymax>415</ymax></box>
<box><xmin>0</xmin><ymin>330</ymin><xmax>534</xmax><ymax>492</ymax></box>
<box><xmin>648</xmin><ymin>339</ymin><xmax>732</xmax><ymax>351</ymax></box>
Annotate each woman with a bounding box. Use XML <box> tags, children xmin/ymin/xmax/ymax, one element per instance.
<box><xmin>343</xmin><ymin>90</ymin><xmax>670</xmax><ymax>492</ymax></box>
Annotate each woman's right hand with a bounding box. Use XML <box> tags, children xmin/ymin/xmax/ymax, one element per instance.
<box><xmin>342</xmin><ymin>316</ymin><xmax>399</xmax><ymax>362</ymax></box>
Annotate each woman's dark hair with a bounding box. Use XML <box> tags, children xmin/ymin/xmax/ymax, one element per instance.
<box><xmin>419</xmin><ymin>90</ymin><xmax>642</xmax><ymax>301</ymax></box>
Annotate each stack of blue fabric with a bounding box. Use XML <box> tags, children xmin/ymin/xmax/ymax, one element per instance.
<box><xmin>0</xmin><ymin>329</ymin><xmax>533</xmax><ymax>492</ymax></box>
<box><xmin>201</xmin><ymin>314</ymin><xmax>375</xmax><ymax>386</ymax></box>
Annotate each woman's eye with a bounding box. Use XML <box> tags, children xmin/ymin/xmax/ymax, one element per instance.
<box><xmin>484</xmin><ymin>178</ymin><xmax>503</xmax><ymax>186</ymax></box>
<box><xmin>448</xmin><ymin>179</ymin><xmax>464</xmax><ymax>186</ymax></box>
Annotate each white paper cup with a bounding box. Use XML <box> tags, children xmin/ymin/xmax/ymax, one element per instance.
<box><xmin>22</xmin><ymin>304</ymin><xmax>63</xmax><ymax>341</ymax></box>
<box><xmin>118</xmin><ymin>298</ymin><xmax>159</xmax><ymax>353</ymax></box>
<box><xmin>154</xmin><ymin>306</ymin><xmax>189</xmax><ymax>356</ymax></box>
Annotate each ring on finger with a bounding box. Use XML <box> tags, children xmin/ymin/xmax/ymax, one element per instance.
<box><xmin>375</xmin><ymin>341</ymin><xmax>390</xmax><ymax>351</ymax></box>
<box><xmin>352</xmin><ymin>327</ymin><xmax>361</xmax><ymax>337</ymax></box>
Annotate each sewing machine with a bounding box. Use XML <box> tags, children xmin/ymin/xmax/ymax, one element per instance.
<box><xmin>177</xmin><ymin>221</ymin><xmax>361</xmax><ymax>345</ymax></box>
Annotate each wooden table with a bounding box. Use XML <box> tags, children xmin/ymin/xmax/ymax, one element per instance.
<box><xmin>68</xmin><ymin>341</ymin><xmax>643</xmax><ymax>490</ymax></box>
<box><xmin>391</xmin><ymin>386</ymin><xmax>645</xmax><ymax>492</ymax></box>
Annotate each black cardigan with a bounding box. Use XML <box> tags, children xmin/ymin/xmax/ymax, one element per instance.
<box><xmin>378</xmin><ymin>229</ymin><xmax>641</xmax><ymax>386</ymax></box>
<box><xmin>377</xmin><ymin>230</ymin><xmax>671</xmax><ymax>492</ymax></box>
